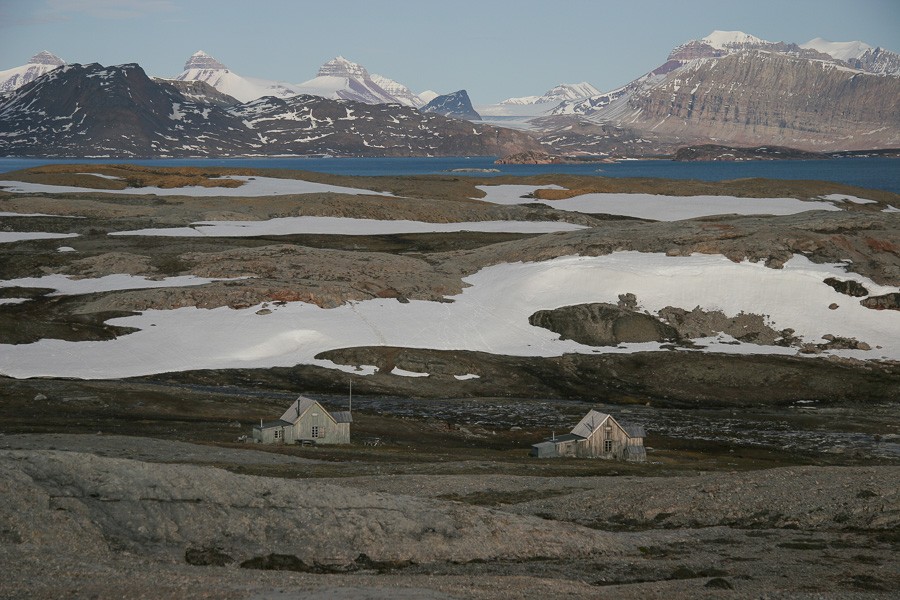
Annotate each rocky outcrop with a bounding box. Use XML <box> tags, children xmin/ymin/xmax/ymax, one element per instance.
<box><xmin>860</xmin><ymin>292</ymin><xmax>900</xmax><ymax>311</ymax></box>
<box><xmin>420</xmin><ymin>90</ymin><xmax>481</xmax><ymax>121</ymax></box>
<box><xmin>529</xmin><ymin>303</ymin><xmax>678</xmax><ymax>346</ymax></box>
<box><xmin>824</xmin><ymin>277</ymin><xmax>869</xmax><ymax>297</ymax></box>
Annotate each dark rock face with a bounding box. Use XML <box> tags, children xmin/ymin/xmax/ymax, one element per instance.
<box><xmin>529</xmin><ymin>303</ymin><xmax>678</xmax><ymax>346</ymax></box>
<box><xmin>29</xmin><ymin>51</ymin><xmax>65</xmax><ymax>67</ymax></box>
<box><xmin>626</xmin><ymin>51</ymin><xmax>900</xmax><ymax>151</ymax></box>
<box><xmin>860</xmin><ymin>292</ymin><xmax>900</xmax><ymax>311</ymax></box>
<box><xmin>824</xmin><ymin>277</ymin><xmax>870</xmax><ymax>297</ymax></box>
<box><xmin>182</xmin><ymin>51</ymin><xmax>227</xmax><ymax>71</ymax></box>
<box><xmin>0</xmin><ymin>63</ymin><xmax>538</xmax><ymax>157</ymax></box>
<box><xmin>420</xmin><ymin>90</ymin><xmax>481</xmax><ymax>121</ymax></box>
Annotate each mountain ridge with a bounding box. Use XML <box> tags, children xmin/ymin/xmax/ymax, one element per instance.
<box><xmin>0</xmin><ymin>62</ymin><xmax>537</xmax><ymax>158</ymax></box>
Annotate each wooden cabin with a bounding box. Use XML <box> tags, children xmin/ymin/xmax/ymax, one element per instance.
<box><xmin>530</xmin><ymin>410</ymin><xmax>645</xmax><ymax>461</ymax></box>
<box><xmin>252</xmin><ymin>396</ymin><xmax>352</xmax><ymax>445</ymax></box>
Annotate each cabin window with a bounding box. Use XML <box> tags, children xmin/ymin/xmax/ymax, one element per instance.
<box><xmin>311</xmin><ymin>426</ymin><xmax>321</xmax><ymax>438</ymax></box>
<box><xmin>604</xmin><ymin>440</ymin><xmax>613</xmax><ymax>452</ymax></box>
<box><xmin>274</xmin><ymin>429</ymin><xmax>282</xmax><ymax>440</ymax></box>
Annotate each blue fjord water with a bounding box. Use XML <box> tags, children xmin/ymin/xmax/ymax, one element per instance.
<box><xmin>0</xmin><ymin>156</ymin><xmax>897</xmax><ymax>193</ymax></box>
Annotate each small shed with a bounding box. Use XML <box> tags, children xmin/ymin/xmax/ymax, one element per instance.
<box><xmin>253</xmin><ymin>396</ymin><xmax>352</xmax><ymax>445</ymax></box>
<box><xmin>530</xmin><ymin>410</ymin><xmax>645</xmax><ymax>461</ymax></box>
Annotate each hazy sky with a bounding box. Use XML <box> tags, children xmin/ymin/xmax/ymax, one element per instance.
<box><xmin>1</xmin><ymin>0</ymin><xmax>898</xmax><ymax>103</ymax></box>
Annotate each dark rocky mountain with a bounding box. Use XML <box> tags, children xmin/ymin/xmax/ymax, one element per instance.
<box><xmin>420</xmin><ymin>90</ymin><xmax>481</xmax><ymax>121</ymax></box>
<box><xmin>0</xmin><ymin>63</ymin><xmax>538</xmax><ymax>157</ymax></box>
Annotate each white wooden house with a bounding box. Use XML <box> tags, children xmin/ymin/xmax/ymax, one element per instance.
<box><xmin>530</xmin><ymin>410</ymin><xmax>645</xmax><ymax>461</ymax></box>
<box><xmin>252</xmin><ymin>396</ymin><xmax>352</xmax><ymax>445</ymax></box>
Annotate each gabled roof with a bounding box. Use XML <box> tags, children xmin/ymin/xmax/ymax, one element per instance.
<box><xmin>279</xmin><ymin>396</ymin><xmax>319</xmax><ymax>424</ymax></box>
<box><xmin>254</xmin><ymin>419</ymin><xmax>292</xmax><ymax>430</ymax></box>
<box><xmin>570</xmin><ymin>410</ymin><xmax>611</xmax><ymax>439</ymax></box>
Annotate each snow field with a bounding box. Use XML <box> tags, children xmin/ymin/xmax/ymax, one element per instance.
<box><xmin>0</xmin><ymin>252</ymin><xmax>897</xmax><ymax>380</ymax></box>
<box><xmin>112</xmin><ymin>216</ymin><xmax>586</xmax><ymax>237</ymax></box>
<box><xmin>0</xmin><ymin>274</ymin><xmax>240</xmax><ymax>296</ymax></box>
<box><xmin>0</xmin><ymin>175</ymin><xmax>395</xmax><ymax>197</ymax></box>
<box><xmin>475</xmin><ymin>185</ymin><xmax>844</xmax><ymax>220</ymax></box>
<box><xmin>0</xmin><ymin>232</ymin><xmax>79</xmax><ymax>243</ymax></box>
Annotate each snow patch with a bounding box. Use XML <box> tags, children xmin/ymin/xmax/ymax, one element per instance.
<box><xmin>476</xmin><ymin>185</ymin><xmax>842</xmax><ymax>220</ymax></box>
<box><xmin>0</xmin><ymin>232</ymin><xmax>79</xmax><ymax>244</ymax></box>
<box><xmin>0</xmin><ymin>176</ymin><xmax>396</xmax><ymax>198</ymax></box>
<box><xmin>111</xmin><ymin>216</ymin><xmax>586</xmax><ymax>237</ymax></box>
<box><xmin>0</xmin><ymin>274</ymin><xmax>240</xmax><ymax>296</ymax></box>
<box><xmin>391</xmin><ymin>367</ymin><xmax>429</xmax><ymax>378</ymax></box>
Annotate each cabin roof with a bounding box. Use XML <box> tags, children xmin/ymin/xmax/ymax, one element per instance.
<box><xmin>570</xmin><ymin>410</ymin><xmax>611</xmax><ymax>438</ymax></box>
<box><xmin>531</xmin><ymin>441</ymin><xmax>557</xmax><ymax>449</ymax></box>
<box><xmin>624</xmin><ymin>425</ymin><xmax>646</xmax><ymax>438</ymax></box>
<box><xmin>332</xmin><ymin>411</ymin><xmax>353</xmax><ymax>423</ymax></box>
<box><xmin>279</xmin><ymin>396</ymin><xmax>319</xmax><ymax>423</ymax></box>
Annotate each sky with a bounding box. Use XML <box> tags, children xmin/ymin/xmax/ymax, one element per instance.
<box><xmin>1</xmin><ymin>0</ymin><xmax>898</xmax><ymax>103</ymax></box>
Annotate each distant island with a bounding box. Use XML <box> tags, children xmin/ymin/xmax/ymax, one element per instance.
<box><xmin>674</xmin><ymin>144</ymin><xmax>900</xmax><ymax>162</ymax></box>
<box><xmin>495</xmin><ymin>150</ymin><xmax>618</xmax><ymax>165</ymax></box>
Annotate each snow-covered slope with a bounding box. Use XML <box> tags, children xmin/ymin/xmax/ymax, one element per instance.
<box><xmin>370</xmin><ymin>74</ymin><xmax>425</xmax><ymax>107</ymax></box>
<box><xmin>0</xmin><ymin>51</ymin><xmax>65</xmax><ymax>93</ymax></box>
<box><xmin>173</xmin><ymin>51</ymin><xmax>298</xmax><ymax>103</ymax></box>
<box><xmin>418</xmin><ymin>90</ymin><xmax>439</xmax><ymax>104</ymax></box>
<box><xmin>701</xmin><ymin>30</ymin><xmax>769</xmax><ymax>50</ymax></box>
<box><xmin>801</xmin><ymin>38</ymin><xmax>873</xmax><ymax>62</ymax></box>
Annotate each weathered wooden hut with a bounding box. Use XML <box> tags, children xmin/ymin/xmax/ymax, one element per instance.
<box><xmin>530</xmin><ymin>410</ymin><xmax>645</xmax><ymax>461</ymax></box>
<box><xmin>252</xmin><ymin>396</ymin><xmax>352</xmax><ymax>445</ymax></box>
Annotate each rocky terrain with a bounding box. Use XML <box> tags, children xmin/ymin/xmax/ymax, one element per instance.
<box><xmin>673</xmin><ymin>144</ymin><xmax>828</xmax><ymax>161</ymax></box>
<box><xmin>1</xmin><ymin>165</ymin><xmax>899</xmax><ymax>597</ymax></box>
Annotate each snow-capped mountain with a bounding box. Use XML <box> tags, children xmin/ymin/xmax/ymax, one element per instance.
<box><xmin>0</xmin><ymin>51</ymin><xmax>65</xmax><ymax>93</ymax></box>
<box><xmin>0</xmin><ymin>62</ymin><xmax>537</xmax><ymax>157</ymax></box>
<box><xmin>173</xmin><ymin>51</ymin><xmax>298</xmax><ymax>103</ymax></box>
<box><xmin>295</xmin><ymin>56</ymin><xmax>398</xmax><ymax>105</ymax></box>
<box><xmin>478</xmin><ymin>82</ymin><xmax>603</xmax><ymax>121</ymax></box>
<box><xmin>370</xmin><ymin>74</ymin><xmax>425</xmax><ymax>108</ymax></box>
<box><xmin>801</xmin><ymin>38</ymin><xmax>900</xmax><ymax>77</ymax></box>
<box><xmin>700</xmin><ymin>30</ymin><xmax>769</xmax><ymax>50</ymax></box>
<box><xmin>501</xmin><ymin>82</ymin><xmax>601</xmax><ymax>106</ymax></box>
<box><xmin>547</xmin><ymin>30</ymin><xmax>900</xmax><ymax>152</ymax></box>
